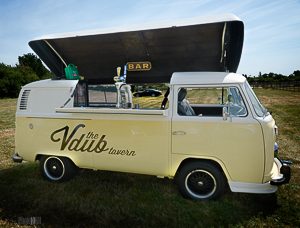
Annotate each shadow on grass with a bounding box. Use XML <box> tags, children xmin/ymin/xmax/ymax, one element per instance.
<box><xmin>0</xmin><ymin>163</ymin><xmax>298</xmax><ymax>227</ymax></box>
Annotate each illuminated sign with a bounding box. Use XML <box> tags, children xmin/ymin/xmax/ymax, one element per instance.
<box><xmin>127</xmin><ymin>62</ymin><xmax>152</xmax><ymax>71</ymax></box>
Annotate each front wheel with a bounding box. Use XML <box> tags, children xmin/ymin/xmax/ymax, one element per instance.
<box><xmin>40</xmin><ymin>156</ymin><xmax>78</xmax><ymax>182</ymax></box>
<box><xmin>176</xmin><ymin>161</ymin><xmax>226</xmax><ymax>200</ymax></box>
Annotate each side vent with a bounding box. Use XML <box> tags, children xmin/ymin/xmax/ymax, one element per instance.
<box><xmin>19</xmin><ymin>90</ymin><xmax>31</xmax><ymax>110</ymax></box>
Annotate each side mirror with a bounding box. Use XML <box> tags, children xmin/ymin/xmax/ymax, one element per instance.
<box><xmin>223</xmin><ymin>106</ymin><xmax>229</xmax><ymax>121</ymax></box>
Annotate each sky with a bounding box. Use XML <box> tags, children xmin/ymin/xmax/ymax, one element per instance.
<box><xmin>0</xmin><ymin>0</ymin><xmax>299</xmax><ymax>76</ymax></box>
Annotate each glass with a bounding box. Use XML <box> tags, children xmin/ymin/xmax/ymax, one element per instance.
<box><xmin>179</xmin><ymin>87</ymin><xmax>247</xmax><ymax>117</ymax></box>
<box><xmin>244</xmin><ymin>82</ymin><xmax>268</xmax><ymax>117</ymax></box>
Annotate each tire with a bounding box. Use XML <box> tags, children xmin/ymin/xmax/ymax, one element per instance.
<box><xmin>176</xmin><ymin>161</ymin><xmax>226</xmax><ymax>200</ymax></box>
<box><xmin>40</xmin><ymin>156</ymin><xmax>78</xmax><ymax>182</ymax></box>
<box><xmin>151</xmin><ymin>93</ymin><xmax>156</xmax><ymax>97</ymax></box>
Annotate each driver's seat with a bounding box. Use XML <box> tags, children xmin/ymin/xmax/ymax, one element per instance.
<box><xmin>177</xmin><ymin>88</ymin><xmax>196</xmax><ymax>116</ymax></box>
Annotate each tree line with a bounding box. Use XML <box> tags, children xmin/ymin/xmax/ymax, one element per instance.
<box><xmin>244</xmin><ymin>71</ymin><xmax>300</xmax><ymax>83</ymax></box>
<box><xmin>0</xmin><ymin>53</ymin><xmax>52</xmax><ymax>98</ymax></box>
<box><xmin>1</xmin><ymin>53</ymin><xmax>300</xmax><ymax>98</ymax></box>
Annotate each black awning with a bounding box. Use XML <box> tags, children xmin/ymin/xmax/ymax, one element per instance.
<box><xmin>29</xmin><ymin>16</ymin><xmax>244</xmax><ymax>84</ymax></box>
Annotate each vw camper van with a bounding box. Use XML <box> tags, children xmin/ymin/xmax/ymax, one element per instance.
<box><xmin>13</xmin><ymin>14</ymin><xmax>291</xmax><ymax>200</ymax></box>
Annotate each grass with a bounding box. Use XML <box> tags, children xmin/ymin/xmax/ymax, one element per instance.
<box><xmin>133</xmin><ymin>93</ymin><xmax>166</xmax><ymax>109</ymax></box>
<box><xmin>0</xmin><ymin>89</ymin><xmax>300</xmax><ymax>227</ymax></box>
<box><xmin>254</xmin><ymin>89</ymin><xmax>300</xmax><ymax>164</ymax></box>
<box><xmin>0</xmin><ymin>98</ymin><xmax>16</xmax><ymax>130</ymax></box>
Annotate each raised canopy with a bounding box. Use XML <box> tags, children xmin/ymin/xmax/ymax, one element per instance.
<box><xmin>29</xmin><ymin>14</ymin><xmax>244</xmax><ymax>84</ymax></box>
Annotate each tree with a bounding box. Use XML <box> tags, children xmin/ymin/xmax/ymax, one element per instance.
<box><xmin>0</xmin><ymin>63</ymin><xmax>38</xmax><ymax>98</ymax></box>
<box><xmin>293</xmin><ymin>70</ymin><xmax>300</xmax><ymax>76</ymax></box>
<box><xmin>18</xmin><ymin>53</ymin><xmax>50</xmax><ymax>79</ymax></box>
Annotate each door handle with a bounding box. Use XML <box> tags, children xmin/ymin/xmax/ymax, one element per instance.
<box><xmin>172</xmin><ymin>131</ymin><xmax>186</xmax><ymax>135</ymax></box>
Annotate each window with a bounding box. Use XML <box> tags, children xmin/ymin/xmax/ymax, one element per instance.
<box><xmin>227</xmin><ymin>87</ymin><xmax>247</xmax><ymax>117</ymax></box>
<box><xmin>177</xmin><ymin>87</ymin><xmax>247</xmax><ymax>117</ymax></box>
<box><xmin>74</xmin><ymin>82</ymin><xmax>117</xmax><ymax>107</ymax></box>
<box><xmin>74</xmin><ymin>82</ymin><xmax>88</xmax><ymax>107</ymax></box>
<box><xmin>132</xmin><ymin>84</ymin><xmax>168</xmax><ymax>109</ymax></box>
<box><xmin>244</xmin><ymin>82</ymin><xmax>268</xmax><ymax>117</ymax></box>
<box><xmin>88</xmin><ymin>85</ymin><xmax>117</xmax><ymax>107</ymax></box>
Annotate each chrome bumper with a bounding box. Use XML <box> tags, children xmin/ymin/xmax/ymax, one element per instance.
<box><xmin>270</xmin><ymin>158</ymin><xmax>291</xmax><ymax>186</ymax></box>
<box><xmin>12</xmin><ymin>153</ymin><xmax>23</xmax><ymax>163</ymax></box>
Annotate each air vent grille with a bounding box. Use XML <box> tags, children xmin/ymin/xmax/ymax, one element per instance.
<box><xmin>19</xmin><ymin>89</ymin><xmax>31</xmax><ymax>110</ymax></box>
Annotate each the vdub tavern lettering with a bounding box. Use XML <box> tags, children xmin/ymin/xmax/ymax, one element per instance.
<box><xmin>50</xmin><ymin>124</ymin><xmax>136</xmax><ymax>156</ymax></box>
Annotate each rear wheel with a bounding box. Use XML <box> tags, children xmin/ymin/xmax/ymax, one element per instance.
<box><xmin>40</xmin><ymin>156</ymin><xmax>78</xmax><ymax>182</ymax></box>
<box><xmin>176</xmin><ymin>161</ymin><xmax>226</xmax><ymax>200</ymax></box>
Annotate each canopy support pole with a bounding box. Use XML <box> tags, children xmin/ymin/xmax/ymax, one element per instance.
<box><xmin>43</xmin><ymin>40</ymin><xmax>67</xmax><ymax>67</ymax></box>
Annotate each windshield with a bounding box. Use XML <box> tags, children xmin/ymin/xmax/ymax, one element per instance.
<box><xmin>245</xmin><ymin>82</ymin><xmax>268</xmax><ymax>117</ymax></box>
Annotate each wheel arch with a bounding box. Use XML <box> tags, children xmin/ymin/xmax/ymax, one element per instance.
<box><xmin>174</xmin><ymin>157</ymin><xmax>231</xmax><ymax>182</ymax></box>
<box><xmin>38</xmin><ymin>154</ymin><xmax>79</xmax><ymax>182</ymax></box>
<box><xmin>35</xmin><ymin>154</ymin><xmax>42</xmax><ymax>161</ymax></box>
<box><xmin>35</xmin><ymin>153</ymin><xmax>78</xmax><ymax>168</ymax></box>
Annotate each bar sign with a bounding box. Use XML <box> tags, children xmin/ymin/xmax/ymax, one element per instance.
<box><xmin>127</xmin><ymin>62</ymin><xmax>152</xmax><ymax>71</ymax></box>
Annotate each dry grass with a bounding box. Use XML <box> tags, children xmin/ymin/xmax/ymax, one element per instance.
<box><xmin>255</xmin><ymin>89</ymin><xmax>300</xmax><ymax>165</ymax></box>
<box><xmin>133</xmin><ymin>94</ymin><xmax>164</xmax><ymax>109</ymax></box>
<box><xmin>0</xmin><ymin>99</ymin><xmax>16</xmax><ymax>170</ymax></box>
<box><xmin>0</xmin><ymin>98</ymin><xmax>16</xmax><ymax>130</ymax></box>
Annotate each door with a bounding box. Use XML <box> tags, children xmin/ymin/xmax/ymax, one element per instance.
<box><xmin>171</xmin><ymin>85</ymin><xmax>264</xmax><ymax>183</ymax></box>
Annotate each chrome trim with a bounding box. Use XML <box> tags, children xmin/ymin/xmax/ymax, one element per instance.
<box><xmin>12</xmin><ymin>153</ymin><xmax>23</xmax><ymax>163</ymax></box>
<box><xmin>270</xmin><ymin>158</ymin><xmax>292</xmax><ymax>186</ymax></box>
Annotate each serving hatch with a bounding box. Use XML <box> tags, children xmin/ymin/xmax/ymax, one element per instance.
<box><xmin>29</xmin><ymin>14</ymin><xmax>244</xmax><ymax>84</ymax></box>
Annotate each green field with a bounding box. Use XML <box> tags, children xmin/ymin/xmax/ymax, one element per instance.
<box><xmin>0</xmin><ymin>89</ymin><xmax>299</xmax><ymax>227</ymax></box>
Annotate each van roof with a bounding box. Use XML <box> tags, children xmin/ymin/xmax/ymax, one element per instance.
<box><xmin>170</xmin><ymin>72</ymin><xmax>246</xmax><ymax>85</ymax></box>
<box><xmin>23</xmin><ymin>79</ymin><xmax>78</xmax><ymax>88</ymax></box>
<box><xmin>29</xmin><ymin>14</ymin><xmax>243</xmax><ymax>84</ymax></box>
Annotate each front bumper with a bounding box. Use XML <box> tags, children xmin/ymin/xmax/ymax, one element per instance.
<box><xmin>270</xmin><ymin>158</ymin><xmax>291</xmax><ymax>186</ymax></box>
<box><xmin>12</xmin><ymin>153</ymin><xmax>23</xmax><ymax>163</ymax></box>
